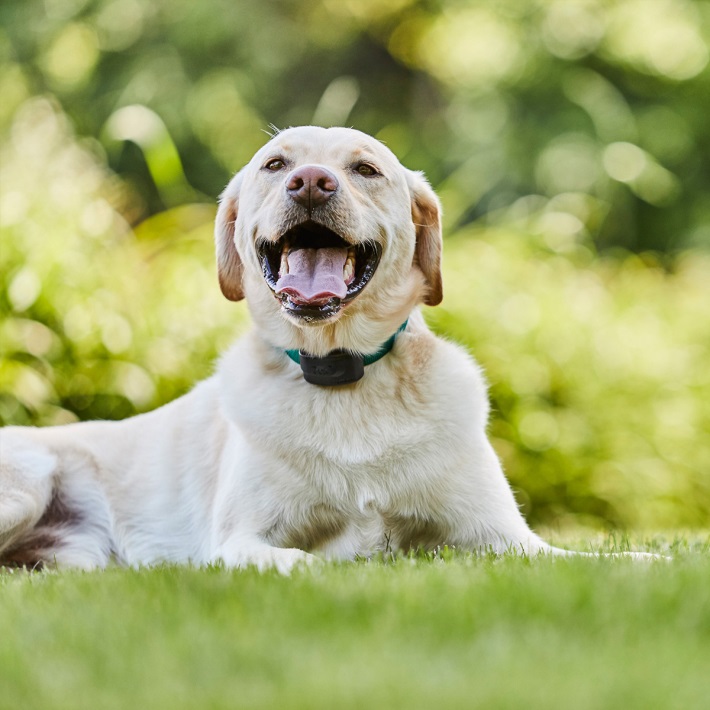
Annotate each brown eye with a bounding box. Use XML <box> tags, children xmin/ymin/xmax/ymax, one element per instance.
<box><xmin>265</xmin><ymin>159</ymin><xmax>285</xmax><ymax>171</ymax></box>
<box><xmin>355</xmin><ymin>163</ymin><xmax>378</xmax><ymax>177</ymax></box>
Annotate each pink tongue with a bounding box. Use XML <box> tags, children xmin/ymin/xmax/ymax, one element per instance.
<box><xmin>275</xmin><ymin>247</ymin><xmax>348</xmax><ymax>304</ymax></box>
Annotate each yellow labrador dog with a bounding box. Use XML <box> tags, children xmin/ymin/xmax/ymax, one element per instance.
<box><xmin>0</xmin><ymin>127</ymin><xmax>647</xmax><ymax>572</ymax></box>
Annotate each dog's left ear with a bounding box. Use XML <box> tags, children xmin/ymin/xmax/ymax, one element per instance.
<box><xmin>215</xmin><ymin>170</ymin><xmax>245</xmax><ymax>302</ymax></box>
<box><xmin>407</xmin><ymin>170</ymin><xmax>443</xmax><ymax>306</ymax></box>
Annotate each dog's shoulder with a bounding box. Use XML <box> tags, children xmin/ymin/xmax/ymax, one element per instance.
<box><xmin>397</xmin><ymin>313</ymin><xmax>488</xmax><ymax>389</ymax></box>
<box><xmin>392</xmin><ymin>316</ymin><xmax>491</xmax><ymax>424</ymax></box>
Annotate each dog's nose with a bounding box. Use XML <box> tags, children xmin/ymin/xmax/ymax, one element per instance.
<box><xmin>286</xmin><ymin>166</ymin><xmax>339</xmax><ymax>209</ymax></box>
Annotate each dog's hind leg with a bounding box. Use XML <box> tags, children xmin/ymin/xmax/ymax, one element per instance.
<box><xmin>0</xmin><ymin>430</ymin><xmax>57</xmax><ymax>557</ymax></box>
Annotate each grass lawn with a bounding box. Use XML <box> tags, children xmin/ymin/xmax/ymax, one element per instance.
<box><xmin>1</xmin><ymin>534</ymin><xmax>709</xmax><ymax>710</ymax></box>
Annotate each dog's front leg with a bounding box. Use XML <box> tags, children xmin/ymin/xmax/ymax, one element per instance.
<box><xmin>428</xmin><ymin>437</ymin><xmax>556</xmax><ymax>557</ymax></box>
<box><xmin>211</xmin><ymin>533</ymin><xmax>318</xmax><ymax>575</ymax></box>
<box><xmin>435</xmin><ymin>439</ymin><xmax>662</xmax><ymax>559</ymax></box>
<box><xmin>209</xmin><ymin>443</ymin><xmax>319</xmax><ymax>574</ymax></box>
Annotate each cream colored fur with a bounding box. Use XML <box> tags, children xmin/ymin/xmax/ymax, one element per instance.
<box><xmin>0</xmin><ymin>127</ymin><xmax>652</xmax><ymax>572</ymax></box>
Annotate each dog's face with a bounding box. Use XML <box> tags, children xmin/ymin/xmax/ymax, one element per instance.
<box><xmin>215</xmin><ymin>126</ymin><xmax>442</xmax><ymax>353</ymax></box>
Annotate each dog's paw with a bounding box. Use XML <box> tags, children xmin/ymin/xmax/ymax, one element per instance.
<box><xmin>620</xmin><ymin>550</ymin><xmax>671</xmax><ymax>561</ymax></box>
<box><xmin>224</xmin><ymin>546</ymin><xmax>319</xmax><ymax>575</ymax></box>
<box><xmin>265</xmin><ymin>547</ymin><xmax>319</xmax><ymax>575</ymax></box>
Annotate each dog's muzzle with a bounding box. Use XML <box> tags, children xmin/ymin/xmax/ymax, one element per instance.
<box><xmin>257</xmin><ymin>221</ymin><xmax>381</xmax><ymax>322</ymax></box>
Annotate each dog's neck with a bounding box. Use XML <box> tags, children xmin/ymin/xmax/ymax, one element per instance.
<box><xmin>284</xmin><ymin>320</ymin><xmax>408</xmax><ymax>386</ymax></box>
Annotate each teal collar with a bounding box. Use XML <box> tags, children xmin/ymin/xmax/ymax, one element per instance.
<box><xmin>284</xmin><ymin>320</ymin><xmax>408</xmax><ymax>386</ymax></box>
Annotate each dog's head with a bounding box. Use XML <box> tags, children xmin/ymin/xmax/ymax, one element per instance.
<box><xmin>215</xmin><ymin>126</ymin><xmax>442</xmax><ymax>354</ymax></box>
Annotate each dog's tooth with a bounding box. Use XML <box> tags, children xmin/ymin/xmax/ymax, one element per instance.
<box><xmin>343</xmin><ymin>249</ymin><xmax>356</xmax><ymax>282</ymax></box>
<box><xmin>280</xmin><ymin>251</ymin><xmax>289</xmax><ymax>275</ymax></box>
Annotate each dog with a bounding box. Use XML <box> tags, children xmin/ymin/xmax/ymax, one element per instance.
<box><xmin>0</xmin><ymin>126</ymin><xmax>653</xmax><ymax>572</ymax></box>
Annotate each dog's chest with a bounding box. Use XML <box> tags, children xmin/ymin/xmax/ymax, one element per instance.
<box><xmin>254</xmin><ymin>374</ymin><xmax>444</xmax><ymax>466</ymax></box>
<box><xmin>260</xmin><ymin>411</ymin><xmax>454</xmax><ymax>555</ymax></box>
<box><xmin>243</xmin><ymin>366</ymin><xmax>462</xmax><ymax>491</ymax></box>
<box><xmin>225</xmin><ymin>346</ymin><xmax>469</xmax><ymax>553</ymax></box>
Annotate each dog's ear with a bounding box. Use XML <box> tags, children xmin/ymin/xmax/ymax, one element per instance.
<box><xmin>215</xmin><ymin>170</ymin><xmax>245</xmax><ymax>302</ymax></box>
<box><xmin>407</xmin><ymin>170</ymin><xmax>443</xmax><ymax>306</ymax></box>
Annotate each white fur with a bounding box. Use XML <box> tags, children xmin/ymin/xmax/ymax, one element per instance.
<box><xmin>0</xmin><ymin>127</ymin><xmax>655</xmax><ymax>572</ymax></box>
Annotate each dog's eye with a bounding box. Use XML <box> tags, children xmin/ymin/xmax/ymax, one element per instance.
<box><xmin>264</xmin><ymin>159</ymin><xmax>285</xmax><ymax>172</ymax></box>
<box><xmin>354</xmin><ymin>163</ymin><xmax>379</xmax><ymax>177</ymax></box>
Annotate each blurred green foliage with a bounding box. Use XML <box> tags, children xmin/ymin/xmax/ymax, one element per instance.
<box><xmin>433</xmin><ymin>234</ymin><xmax>710</xmax><ymax>529</ymax></box>
<box><xmin>3</xmin><ymin>0</ymin><xmax>710</xmax><ymax>249</ymax></box>
<box><xmin>1</xmin><ymin>0</ymin><xmax>709</xmax><ymax>530</ymax></box>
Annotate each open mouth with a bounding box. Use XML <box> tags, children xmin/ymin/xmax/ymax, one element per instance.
<box><xmin>257</xmin><ymin>221</ymin><xmax>382</xmax><ymax>321</ymax></box>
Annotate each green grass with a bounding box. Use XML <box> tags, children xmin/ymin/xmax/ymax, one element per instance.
<box><xmin>2</xmin><ymin>535</ymin><xmax>709</xmax><ymax>710</ymax></box>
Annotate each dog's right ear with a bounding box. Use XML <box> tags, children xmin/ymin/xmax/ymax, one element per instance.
<box><xmin>215</xmin><ymin>170</ymin><xmax>245</xmax><ymax>301</ymax></box>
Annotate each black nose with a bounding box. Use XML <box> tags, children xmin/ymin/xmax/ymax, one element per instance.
<box><xmin>286</xmin><ymin>166</ymin><xmax>339</xmax><ymax>209</ymax></box>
